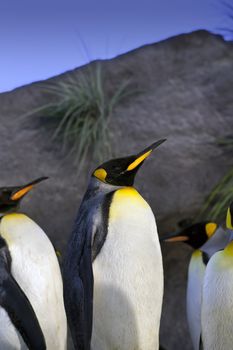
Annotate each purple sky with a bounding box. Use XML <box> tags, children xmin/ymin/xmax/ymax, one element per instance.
<box><xmin>0</xmin><ymin>0</ymin><xmax>230</xmax><ymax>93</ymax></box>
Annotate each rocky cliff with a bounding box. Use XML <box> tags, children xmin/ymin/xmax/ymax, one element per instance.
<box><xmin>0</xmin><ymin>30</ymin><xmax>232</xmax><ymax>349</ymax></box>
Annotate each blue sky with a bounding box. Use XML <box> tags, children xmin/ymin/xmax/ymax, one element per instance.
<box><xmin>0</xmin><ymin>0</ymin><xmax>230</xmax><ymax>93</ymax></box>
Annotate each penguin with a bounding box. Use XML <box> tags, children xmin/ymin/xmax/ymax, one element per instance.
<box><xmin>160</xmin><ymin>221</ymin><xmax>229</xmax><ymax>350</ymax></box>
<box><xmin>201</xmin><ymin>202</ymin><xmax>233</xmax><ymax>350</ymax></box>
<box><xmin>63</xmin><ymin>139</ymin><xmax>166</xmax><ymax>350</ymax></box>
<box><xmin>0</xmin><ymin>177</ymin><xmax>67</xmax><ymax>350</ymax></box>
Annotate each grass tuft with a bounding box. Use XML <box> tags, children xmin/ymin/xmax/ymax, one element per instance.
<box><xmin>26</xmin><ymin>64</ymin><xmax>132</xmax><ymax>167</ymax></box>
<box><xmin>217</xmin><ymin>136</ymin><xmax>233</xmax><ymax>147</ymax></box>
<box><xmin>199</xmin><ymin>137</ymin><xmax>233</xmax><ymax>221</ymax></box>
<box><xmin>199</xmin><ymin>168</ymin><xmax>233</xmax><ymax>221</ymax></box>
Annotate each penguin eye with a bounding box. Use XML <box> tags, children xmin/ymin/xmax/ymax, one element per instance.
<box><xmin>111</xmin><ymin>165</ymin><xmax>121</xmax><ymax>172</ymax></box>
<box><xmin>190</xmin><ymin>229</ymin><xmax>197</xmax><ymax>237</ymax></box>
<box><xmin>2</xmin><ymin>189</ymin><xmax>9</xmax><ymax>195</ymax></box>
<box><xmin>0</xmin><ymin>189</ymin><xmax>10</xmax><ymax>200</ymax></box>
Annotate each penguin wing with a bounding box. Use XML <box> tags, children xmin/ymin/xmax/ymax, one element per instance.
<box><xmin>63</xmin><ymin>215</ymin><xmax>94</xmax><ymax>350</ymax></box>
<box><xmin>64</xmin><ymin>192</ymin><xmax>113</xmax><ymax>350</ymax></box>
<box><xmin>0</xmin><ymin>244</ymin><xmax>46</xmax><ymax>350</ymax></box>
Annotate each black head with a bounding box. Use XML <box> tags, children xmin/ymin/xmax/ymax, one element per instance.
<box><xmin>160</xmin><ymin>221</ymin><xmax>218</xmax><ymax>249</ymax></box>
<box><xmin>0</xmin><ymin>177</ymin><xmax>48</xmax><ymax>215</ymax></box>
<box><xmin>226</xmin><ymin>201</ymin><xmax>233</xmax><ymax>229</ymax></box>
<box><xmin>92</xmin><ymin>139</ymin><xmax>166</xmax><ymax>186</ymax></box>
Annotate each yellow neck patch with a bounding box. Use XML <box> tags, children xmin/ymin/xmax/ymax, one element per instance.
<box><xmin>93</xmin><ymin>168</ymin><xmax>107</xmax><ymax>183</ymax></box>
<box><xmin>226</xmin><ymin>208</ymin><xmax>233</xmax><ymax>229</ymax></box>
<box><xmin>224</xmin><ymin>241</ymin><xmax>233</xmax><ymax>256</ymax></box>
<box><xmin>127</xmin><ymin>150</ymin><xmax>152</xmax><ymax>171</ymax></box>
<box><xmin>192</xmin><ymin>249</ymin><xmax>202</xmax><ymax>259</ymax></box>
<box><xmin>205</xmin><ymin>222</ymin><xmax>217</xmax><ymax>238</ymax></box>
<box><xmin>109</xmin><ymin>187</ymin><xmax>148</xmax><ymax>221</ymax></box>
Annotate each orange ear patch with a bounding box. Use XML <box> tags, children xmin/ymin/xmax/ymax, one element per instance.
<box><xmin>93</xmin><ymin>168</ymin><xmax>107</xmax><ymax>183</ymax></box>
<box><xmin>226</xmin><ymin>208</ymin><xmax>233</xmax><ymax>229</ymax></box>
<box><xmin>205</xmin><ymin>222</ymin><xmax>217</xmax><ymax>238</ymax></box>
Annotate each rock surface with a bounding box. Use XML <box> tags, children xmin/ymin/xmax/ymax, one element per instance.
<box><xmin>0</xmin><ymin>30</ymin><xmax>232</xmax><ymax>349</ymax></box>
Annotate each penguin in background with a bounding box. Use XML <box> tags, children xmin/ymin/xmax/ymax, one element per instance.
<box><xmin>63</xmin><ymin>139</ymin><xmax>166</xmax><ymax>350</ymax></box>
<box><xmin>160</xmin><ymin>221</ymin><xmax>230</xmax><ymax>350</ymax></box>
<box><xmin>0</xmin><ymin>177</ymin><xmax>67</xmax><ymax>350</ymax></box>
<box><xmin>201</xmin><ymin>202</ymin><xmax>233</xmax><ymax>350</ymax></box>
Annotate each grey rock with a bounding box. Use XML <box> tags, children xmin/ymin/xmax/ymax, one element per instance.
<box><xmin>0</xmin><ymin>30</ymin><xmax>232</xmax><ymax>350</ymax></box>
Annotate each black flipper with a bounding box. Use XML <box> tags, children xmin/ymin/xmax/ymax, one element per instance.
<box><xmin>63</xmin><ymin>189</ymin><xmax>114</xmax><ymax>350</ymax></box>
<box><xmin>199</xmin><ymin>335</ymin><xmax>203</xmax><ymax>350</ymax></box>
<box><xmin>63</xmin><ymin>213</ymin><xmax>93</xmax><ymax>350</ymax></box>
<box><xmin>159</xmin><ymin>346</ymin><xmax>167</xmax><ymax>350</ymax></box>
<box><xmin>0</xmin><ymin>237</ymin><xmax>46</xmax><ymax>350</ymax></box>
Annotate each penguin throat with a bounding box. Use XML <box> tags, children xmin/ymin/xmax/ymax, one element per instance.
<box><xmin>90</xmin><ymin>177</ymin><xmax>125</xmax><ymax>192</ymax></box>
<box><xmin>0</xmin><ymin>203</ymin><xmax>20</xmax><ymax>217</ymax></box>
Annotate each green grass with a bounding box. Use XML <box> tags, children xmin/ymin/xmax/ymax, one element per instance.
<box><xmin>26</xmin><ymin>64</ymin><xmax>131</xmax><ymax>167</ymax></box>
<box><xmin>199</xmin><ymin>168</ymin><xmax>233</xmax><ymax>221</ymax></box>
<box><xmin>217</xmin><ymin>136</ymin><xmax>233</xmax><ymax>147</ymax></box>
<box><xmin>199</xmin><ymin>137</ymin><xmax>233</xmax><ymax>221</ymax></box>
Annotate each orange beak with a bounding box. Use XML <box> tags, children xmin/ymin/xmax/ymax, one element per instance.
<box><xmin>160</xmin><ymin>230</ymin><xmax>189</xmax><ymax>243</ymax></box>
<box><xmin>11</xmin><ymin>177</ymin><xmax>48</xmax><ymax>201</ymax></box>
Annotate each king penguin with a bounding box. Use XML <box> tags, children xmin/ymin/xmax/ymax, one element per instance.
<box><xmin>160</xmin><ymin>221</ymin><xmax>229</xmax><ymax>350</ymax></box>
<box><xmin>201</xmin><ymin>202</ymin><xmax>233</xmax><ymax>350</ymax></box>
<box><xmin>63</xmin><ymin>140</ymin><xmax>166</xmax><ymax>350</ymax></box>
<box><xmin>0</xmin><ymin>177</ymin><xmax>67</xmax><ymax>350</ymax></box>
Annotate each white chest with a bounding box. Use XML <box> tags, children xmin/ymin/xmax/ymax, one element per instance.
<box><xmin>202</xmin><ymin>247</ymin><xmax>233</xmax><ymax>350</ymax></box>
<box><xmin>0</xmin><ymin>308</ymin><xmax>27</xmax><ymax>350</ymax></box>
<box><xmin>0</xmin><ymin>213</ymin><xmax>67</xmax><ymax>350</ymax></box>
<box><xmin>92</xmin><ymin>188</ymin><xmax>163</xmax><ymax>350</ymax></box>
<box><xmin>187</xmin><ymin>251</ymin><xmax>206</xmax><ymax>350</ymax></box>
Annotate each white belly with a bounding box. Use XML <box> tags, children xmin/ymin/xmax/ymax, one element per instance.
<box><xmin>0</xmin><ymin>213</ymin><xmax>67</xmax><ymax>350</ymax></box>
<box><xmin>92</xmin><ymin>188</ymin><xmax>163</xmax><ymax>350</ymax></box>
<box><xmin>0</xmin><ymin>307</ymin><xmax>27</xmax><ymax>350</ymax></box>
<box><xmin>202</xmin><ymin>244</ymin><xmax>233</xmax><ymax>350</ymax></box>
<box><xmin>186</xmin><ymin>250</ymin><xmax>206</xmax><ymax>350</ymax></box>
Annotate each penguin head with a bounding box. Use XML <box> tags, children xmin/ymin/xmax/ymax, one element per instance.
<box><xmin>92</xmin><ymin>139</ymin><xmax>166</xmax><ymax>186</ymax></box>
<box><xmin>0</xmin><ymin>177</ymin><xmax>48</xmax><ymax>215</ymax></box>
<box><xmin>160</xmin><ymin>222</ymin><xmax>218</xmax><ymax>249</ymax></box>
<box><xmin>226</xmin><ymin>202</ymin><xmax>233</xmax><ymax>229</ymax></box>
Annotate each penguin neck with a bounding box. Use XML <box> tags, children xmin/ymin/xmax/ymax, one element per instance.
<box><xmin>83</xmin><ymin>177</ymin><xmax>125</xmax><ymax>202</ymax></box>
<box><xmin>0</xmin><ymin>212</ymin><xmax>11</xmax><ymax>218</ymax></box>
<box><xmin>228</xmin><ymin>229</ymin><xmax>233</xmax><ymax>243</ymax></box>
<box><xmin>0</xmin><ymin>205</ymin><xmax>20</xmax><ymax>219</ymax></box>
<box><xmin>200</xmin><ymin>226</ymin><xmax>229</xmax><ymax>259</ymax></box>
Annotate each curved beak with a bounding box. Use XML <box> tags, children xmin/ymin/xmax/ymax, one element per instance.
<box><xmin>159</xmin><ymin>230</ymin><xmax>189</xmax><ymax>243</ymax></box>
<box><xmin>127</xmin><ymin>139</ymin><xmax>166</xmax><ymax>171</ymax></box>
<box><xmin>11</xmin><ymin>177</ymin><xmax>49</xmax><ymax>201</ymax></box>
